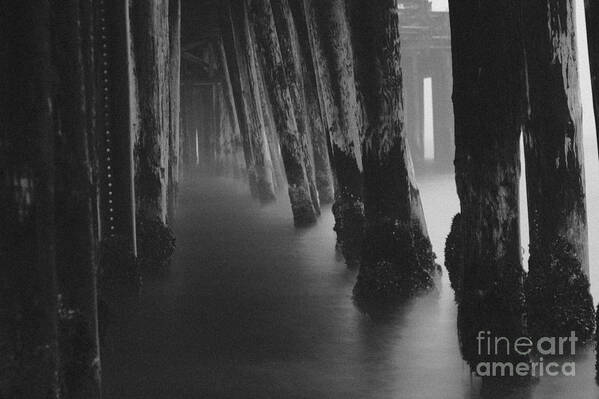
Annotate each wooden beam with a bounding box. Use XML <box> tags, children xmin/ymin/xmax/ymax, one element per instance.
<box><xmin>447</xmin><ymin>0</ymin><xmax>526</xmax><ymax>367</ymax></box>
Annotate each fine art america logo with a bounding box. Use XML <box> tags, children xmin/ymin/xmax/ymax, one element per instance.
<box><xmin>475</xmin><ymin>331</ymin><xmax>578</xmax><ymax>377</ymax></box>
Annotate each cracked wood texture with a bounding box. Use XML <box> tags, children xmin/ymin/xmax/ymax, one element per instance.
<box><xmin>287</xmin><ymin>0</ymin><xmax>335</xmax><ymax>204</ymax></box>
<box><xmin>523</xmin><ymin>0</ymin><xmax>595</xmax><ymax>341</ymax></box>
<box><xmin>351</xmin><ymin>0</ymin><xmax>438</xmax><ymax>303</ymax></box>
<box><xmin>448</xmin><ymin>0</ymin><xmax>527</xmax><ymax>367</ymax></box>
<box><xmin>220</xmin><ymin>0</ymin><xmax>277</xmax><ymax>202</ymax></box>
<box><xmin>271</xmin><ymin>0</ymin><xmax>323</xmax><ymax>211</ymax></box>
<box><xmin>131</xmin><ymin>0</ymin><xmax>171</xmax><ymax>223</ymax></box>
<box><xmin>248</xmin><ymin>0</ymin><xmax>319</xmax><ymax>225</ymax></box>
<box><xmin>168</xmin><ymin>0</ymin><xmax>182</xmax><ymax>223</ymax></box>
<box><xmin>301</xmin><ymin>0</ymin><xmax>364</xmax><ymax>263</ymax></box>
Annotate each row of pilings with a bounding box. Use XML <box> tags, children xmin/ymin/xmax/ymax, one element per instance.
<box><xmin>4</xmin><ymin>0</ymin><xmax>599</xmax><ymax>397</ymax></box>
<box><xmin>1</xmin><ymin>0</ymin><xmax>181</xmax><ymax>397</ymax></box>
<box><xmin>198</xmin><ymin>0</ymin><xmax>440</xmax><ymax>304</ymax></box>
<box><xmin>446</xmin><ymin>0</ymin><xmax>598</xmax><ymax>372</ymax></box>
<box><xmin>206</xmin><ymin>0</ymin><xmax>599</xmax><ymax>375</ymax></box>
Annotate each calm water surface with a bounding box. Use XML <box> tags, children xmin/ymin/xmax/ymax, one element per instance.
<box><xmin>102</xmin><ymin>2</ymin><xmax>599</xmax><ymax>397</ymax></box>
<box><xmin>102</xmin><ymin>139</ymin><xmax>599</xmax><ymax>398</ymax></box>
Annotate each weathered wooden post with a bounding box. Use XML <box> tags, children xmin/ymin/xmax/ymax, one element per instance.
<box><xmin>301</xmin><ymin>0</ymin><xmax>365</xmax><ymax>262</ymax></box>
<box><xmin>523</xmin><ymin>0</ymin><xmax>595</xmax><ymax>341</ymax></box>
<box><xmin>219</xmin><ymin>28</ymin><xmax>257</xmax><ymax>188</ymax></box>
<box><xmin>216</xmin><ymin>36</ymin><xmax>249</xmax><ymax>178</ymax></box>
<box><xmin>168</xmin><ymin>0</ymin><xmax>182</xmax><ymax>223</ymax></box>
<box><xmin>129</xmin><ymin>0</ymin><xmax>176</xmax><ymax>273</ymax></box>
<box><xmin>130</xmin><ymin>0</ymin><xmax>171</xmax><ymax>223</ymax></box>
<box><xmin>349</xmin><ymin>0</ymin><xmax>438</xmax><ymax>302</ymax></box>
<box><xmin>214</xmin><ymin>84</ymin><xmax>226</xmax><ymax>173</ymax></box>
<box><xmin>96</xmin><ymin>0</ymin><xmax>138</xmax><ymax>250</ymax></box>
<box><xmin>256</xmin><ymin>64</ymin><xmax>288</xmax><ymax>191</ymax></box>
<box><xmin>287</xmin><ymin>0</ymin><xmax>335</xmax><ymax>204</ymax></box>
<box><xmin>192</xmin><ymin>87</ymin><xmax>205</xmax><ymax>167</ymax></box>
<box><xmin>180</xmin><ymin>83</ymin><xmax>196</xmax><ymax>174</ymax></box>
<box><xmin>447</xmin><ymin>0</ymin><xmax>527</xmax><ymax>367</ymax></box>
<box><xmin>0</xmin><ymin>2</ymin><xmax>60</xmax><ymax>396</ymax></box>
<box><xmin>52</xmin><ymin>0</ymin><xmax>103</xmax><ymax>396</ymax></box>
<box><xmin>248</xmin><ymin>0</ymin><xmax>320</xmax><ymax>224</ymax></box>
<box><xmin>220</xmin><ymin>0</ymin><xmax>278</xmax><ymax>202</ymax></box>
<box><xmin>270</xmin><ymin>0</ymin><xmax>323</xmax><ymax>211</ymax></box>
<box><xmin>209</xmin><ymin>82</ymin><xmax>219</xmax><ymax>170</ymax></box>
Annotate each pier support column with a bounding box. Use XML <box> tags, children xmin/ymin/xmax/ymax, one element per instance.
<box><xmin>448</xmin><ymin>0</ymin><xmax>527</xmax><ymax>368</ymax></box>
<box><xmin>523</xmin><ymin>0</ymin><xmax>595</xmax><ymax>341</ymax></box>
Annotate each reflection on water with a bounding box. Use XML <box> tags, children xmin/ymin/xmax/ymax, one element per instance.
<box><xmin>102</xmin><ymin>146</ymin><xmax>599</xmax><ymax>398</ymax></box>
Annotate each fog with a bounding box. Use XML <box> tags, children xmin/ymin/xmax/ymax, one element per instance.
<box><xmin>101</xmin><ymin>2</ymin><xmax>599</xmax><ymax>398</ymax></box>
